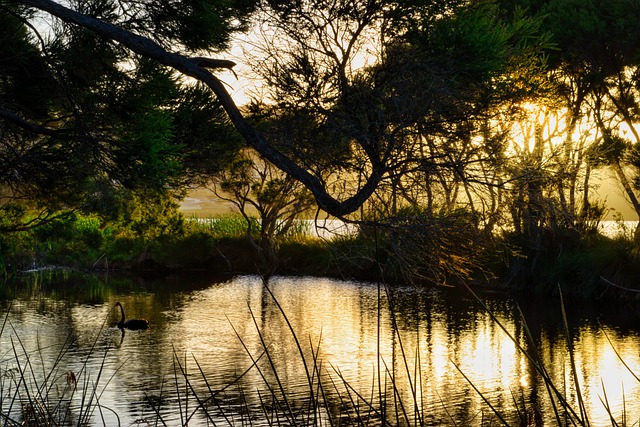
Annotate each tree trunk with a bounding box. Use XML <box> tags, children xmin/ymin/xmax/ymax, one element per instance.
<box><xmin>612</xmin><ymin>161</ymin><xmax>640</xmax><ymax>218</ymax></box>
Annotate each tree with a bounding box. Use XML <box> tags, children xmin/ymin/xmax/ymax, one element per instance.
<box><xmin>541</xmin><ymin>0</ymin><xmax>640</xmax><ymax>226</ymax></box>
<box><xmin>499</xmin><ymin>0</ymin><xmax>640</xmax><ymax>227</ymax></box>
<box><xmin>211</xmin><ymin>149</ymin><xmax>315</xmax><ymax>267</ymax></box>
<box><xmin>4</xmin><ymin>0</ymin><xmax>365</xmax><ymax>217</ymax></box>
<box><xmin>7</xmin><ymin>0</ymin><xmax>550</xmax><ymax>224</ymax></box>
<box><xmin>245</xmin><ymin>0</ymin><xmax>554</xmax><ymax>282</ymax></box>
<box><xmin>1</xmin><ymin>0</ymin><xmax>250</xmax><ymax>230</ymax></box>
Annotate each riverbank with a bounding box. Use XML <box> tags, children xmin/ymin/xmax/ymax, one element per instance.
<box><xmin>3</xmin><ymin>213</ymin><xmax>640</xmax><ymax>301</ymax></box>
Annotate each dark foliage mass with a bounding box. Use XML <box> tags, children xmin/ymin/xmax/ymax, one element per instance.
<box><xmin>2</xmin><ymin>0</ymin><xmax>640</xmax><ymax>288</ymax></box>
<box><xmin>0</xmin><ymin>0</ymin><xmax>250</xmax><ymax>229</ymax></box>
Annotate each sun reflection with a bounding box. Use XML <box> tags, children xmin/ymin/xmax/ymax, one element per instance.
<box><xmin>137</xmin><ymin>281</ymin><xmax>640</xmax><ymax>425</ymax></box>
<box><xmin>455</xmin><ymin>313</ymin><xmax>521</xmax><ymax>396</ymax></box>
<box><xmin>570</xmin><ymin>327</ymin><xmax>640</xmax><ymax>424</ymax></box>
<box><xmin>527</xmin><ymin>323</ymin><xmax>640</xmax><ymax>426</ymax></box>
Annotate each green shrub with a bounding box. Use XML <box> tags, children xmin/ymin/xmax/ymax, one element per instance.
<box><xmin>152</xmin><ymin>232</ymin><xmax>217</xmax><ymax>268</ymax></box>
<box><xmin>278</xmin><ymin>238</ymin><xmax>331</xmax><ymax>275</ymax></box>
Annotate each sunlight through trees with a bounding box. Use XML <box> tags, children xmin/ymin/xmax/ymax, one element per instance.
<box><xmin>2</xmin><ymin>0</ymin><xmax>640</xmax><ymax>285</ymax></box>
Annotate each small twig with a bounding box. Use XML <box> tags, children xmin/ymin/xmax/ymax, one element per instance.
<box><xmin>600</xmin><ymin>276</ymin><xmax>640</xmax><ymax>293</ymax></box>
<box><xmin>190</xmin><ymin>56</ymin><xmax>238</xmax><ymax>78</ymax></box>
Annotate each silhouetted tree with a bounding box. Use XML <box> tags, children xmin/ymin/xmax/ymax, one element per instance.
<box><xmin>0</xmin><ymin>1</ymin><xmax>251</xmax><ymax>230</ymax></box>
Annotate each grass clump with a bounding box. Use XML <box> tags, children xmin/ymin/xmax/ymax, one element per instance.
<box><xmin>0</xmin><ymin>307</ymin><xmax>115</xmax><ymax>426</ymax></box>
<box><xmin>189</xmin><ymin>214</ymin><xmax>262</xmax><ymax>239</ymax></box>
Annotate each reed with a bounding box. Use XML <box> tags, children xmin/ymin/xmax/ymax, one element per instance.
<box><xmin>458</xmin><ymin>283</ymin><xmax>640</xmax><ymax>427</ymax></box>
<box><xmin>188</xmin><ymin>215</ymin><xmax>262</xmax><ymax>239</ymax></box>
<box><xmin>0</xmin><ymin>305</ymin><xmax>119</xmax><ymax>426</ymax></box>
<box><xmin>162</xmin><ymin>278</ymin><xmax>640</xmax><ymax>426</ymax></box>
<box><xmin>155</xmin><ymin>277</ymin><xmax>506</xmax><ymax>426</ymax></box>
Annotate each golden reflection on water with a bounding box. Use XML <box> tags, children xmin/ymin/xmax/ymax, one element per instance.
<box><xmin>542</xmin><ymin>326</ymin><xmax>640</xmax><ymax>425</ymax></box>
<box><xmin>3</xmin><ymin>275</ymin><xmax>640</xmax><ymax>425</ymax></box>
<box><xmin>156</xmin><ymin>276</ymin><xmax>640</xmax><ymax>425</ymax></box>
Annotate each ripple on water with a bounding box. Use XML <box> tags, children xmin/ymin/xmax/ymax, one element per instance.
<box><xmin>3</xmin><ymin>275</ymin><xmax>640</xmax><ymax>426</ymax></box>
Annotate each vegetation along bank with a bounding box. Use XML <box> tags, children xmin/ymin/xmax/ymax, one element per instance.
<box><xmin>3</xmin><ymin>0</ymin><xmax>640</xmax><ymax>299</ymax></box>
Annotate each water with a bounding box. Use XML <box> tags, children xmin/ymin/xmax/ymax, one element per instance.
<box><xmin>1</xmin><ymin>273</ymin><xmax>640</xmax><ymax>426</ymax></box>
<box><xmin>599</xmin><ymin>220</ymin><xmax>639</xmax><ymax>238</ymax></box>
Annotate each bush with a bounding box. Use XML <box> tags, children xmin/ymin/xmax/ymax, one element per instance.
<box><xmin>152</xmin><ymin>232</ymin><xmax>218</xmax><ymax>269</ymax></box>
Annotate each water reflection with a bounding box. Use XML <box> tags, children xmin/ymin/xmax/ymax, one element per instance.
<box><xmin>1</xmin><ymin>273</ymin><xmax>640</xmax><ymax>426</ymax></box>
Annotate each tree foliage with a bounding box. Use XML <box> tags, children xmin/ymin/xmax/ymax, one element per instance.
<box><xmin>0</xmin><ymin>0</ymin><xmax>249</xmax><ymax>229</ymax></box>
<box><xmin>211</xmin><ymin>149</ymin><xmax>315</xmax><ymax>268</ymax></box>
<box><xmin>5</xmin><ymin>0</ymin><xmax>640</xmax><ymax>284</ymax></box>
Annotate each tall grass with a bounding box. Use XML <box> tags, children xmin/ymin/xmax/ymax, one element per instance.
<box><xmin>189</xmin><ymin>215</ymin><xmax>313</xmax><ymax>240</ymax></box>
<box><xmin>159</xmin><ymin>277</ymin><xmax>640</xmax><ymax>426</ymax></box>
<box><xmin>0</xmin><ymin>305</ymin><xmax>119</xmax><ymax>426</ymax></box>
<box><xmin>189</xmin><ymin>215</ymin><xmax>262</xmax><ymax>239</ymax></box>
<box><xmin>134</xmin><ymin>277</ymin><xmax>640</xmax><ymax>426</ymax></box>
<box><xmin>458</xmin><ymin>283</ymin><xmax>640</xmax><ymax>426</ymax></box>
<box><xmin>148</xmin><ymin>275</ymin><xmax>401</xmax><ymax>426</ymax></box>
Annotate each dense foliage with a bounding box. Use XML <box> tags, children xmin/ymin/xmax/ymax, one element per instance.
<box><xmin>3</xmin><ymin>0</ymin><xmax>640</xmax><ymax>290</ymax></box>
<box><xmin>0</xmin><ymin>0</ymin><xmax>248</xmax><ymax>230</ymax></box>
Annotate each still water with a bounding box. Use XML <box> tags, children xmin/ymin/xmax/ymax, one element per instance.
<box><xmin>1</xmin><ymin>273</ymin><xmax>640</xmax><ymax>426</ymax></box>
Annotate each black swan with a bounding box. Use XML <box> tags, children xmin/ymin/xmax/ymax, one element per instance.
<box><xmin>114</xmin><ymin>301</ymin><xmax>149</xmax><ymax>330</ymax></box>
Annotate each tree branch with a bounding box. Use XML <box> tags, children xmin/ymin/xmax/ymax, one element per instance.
<box><xmin>190</xmin><ymin>57</ymin><xmax>238</xmax><ymax>78</ymax></box>
<box><xmin>14</xmin><ymin>0</ymin><xmax>385</xmax><ymax>217</ymax></box>
<box><xmin>0</xmin><ymin>107</ymin><xmax>59</xmax><ymax>135</ymax></box>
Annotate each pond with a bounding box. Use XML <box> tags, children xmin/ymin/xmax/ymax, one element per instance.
<box><xmin>1</xmin><ymin>273</ymin><xmax>640</xmax><ymax>426</ymax></box>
